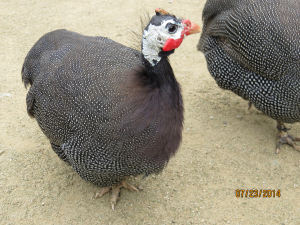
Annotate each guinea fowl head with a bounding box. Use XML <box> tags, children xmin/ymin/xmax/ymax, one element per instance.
<box><xmin>142</xmin><ymin>8</ymin><xmax>201</xmax><ymax>67</ymax></box>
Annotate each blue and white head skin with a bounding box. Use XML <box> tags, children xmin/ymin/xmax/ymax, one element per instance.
<box><xmin>142</xmin><ymin>8</ymin><xmax>201</xmax><ymax>66</ymax></box>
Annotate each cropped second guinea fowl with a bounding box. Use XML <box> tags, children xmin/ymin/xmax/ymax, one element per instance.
<box><xmin>198</xmin><ymin>0</ymin><xmax>300</xmax><ymax>153</ymax></box>
<box><xmin>22</xmin><ymin>8</ymin><xmax>201</xmax><ymax>210</ymax></box>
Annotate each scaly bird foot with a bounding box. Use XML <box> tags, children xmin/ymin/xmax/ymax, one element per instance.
<box><xmin>95</xmin><ymin>181</ymin><xmax>139</xmax><ymax>211</ymax></box>
<box><xmin>276</xmin><ymin>121</ymin><xmax>300</xmax><ymax>154</ymax></box>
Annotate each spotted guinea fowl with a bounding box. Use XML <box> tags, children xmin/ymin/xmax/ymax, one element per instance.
<box><xmin>198</xmin><ymin>0</ymin><xmax>300</xmax><ymax>153</ymax></box>
<box><xmin>22</xmin><ymin>8</ymin><xmax>200</xmax><ymax>210</ymax></box>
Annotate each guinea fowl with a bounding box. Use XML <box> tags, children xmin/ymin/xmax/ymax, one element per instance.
<box><xmin>22</xmin><ymin>8</ymin><xmax>201</xmax><ymax>210</ymax></box>
<box><xmin>198</xmin><ymin>0</ymin><xmax>300</xmax><ymax>153</ymax></box>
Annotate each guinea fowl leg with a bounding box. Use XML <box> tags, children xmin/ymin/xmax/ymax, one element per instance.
<box><xmin>248</xmin><ymin>101</ymin><xmax>252</xmax><ymax>110</ymax></box>
<box><xmin>276</xmin><ymin>121</ymin><xmax>300</xmax><ymax>154</ymax></box>
<box><xmin>95</xmin><ymin>181</ymin><xmax>139</xmax><ymax>210</ymax></box>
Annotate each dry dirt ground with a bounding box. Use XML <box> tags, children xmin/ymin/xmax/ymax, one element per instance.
<box><xmin>1</xmin><ymin>0</ymin><xmax>300</xmax><ymax>224</ymax></box>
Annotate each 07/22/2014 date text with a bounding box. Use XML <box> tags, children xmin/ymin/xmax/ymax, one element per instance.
<box><xmin>236</xmin><ymin>189</ymin><xmax>281</xmax><ymax>198</ymax></box>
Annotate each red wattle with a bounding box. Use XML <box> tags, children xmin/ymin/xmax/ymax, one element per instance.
<box><xmin>162</xmin><ymin>37</ymin><xmax>184</xmax><ymax>52</ymax></box>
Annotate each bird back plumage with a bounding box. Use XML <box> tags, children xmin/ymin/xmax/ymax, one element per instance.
<box><xmin>198</xmin><ymin>0</ymin><xmax>300</xmax><ymax>123</ymax></box>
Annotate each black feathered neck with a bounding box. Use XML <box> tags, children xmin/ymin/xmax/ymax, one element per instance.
<box><xmin>141</xmin><ymin>53</ymin><xmax>179</xmax><ymax>91</ymax></box>
<box><xmin>131</xmin><ymin>12</ymin><xmax>182</xmax><ymax>92</ymax></box>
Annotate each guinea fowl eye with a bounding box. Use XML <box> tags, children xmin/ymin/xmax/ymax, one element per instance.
<box><xmin>166</xmin><ymin>23</ymin><xmax>178</xmax><ymax>34</ymax></box>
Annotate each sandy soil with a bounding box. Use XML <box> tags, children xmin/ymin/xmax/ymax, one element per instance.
<box><xmin>1</xmin><ymin>0</ymin><xmax>300</xmax><ymax>224</ymax></box>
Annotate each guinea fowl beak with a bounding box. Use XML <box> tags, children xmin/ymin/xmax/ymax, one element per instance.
<box><xmin>182</xmin><ymin>19</ymin><xmax>201</xmax><ymax>36</ymax></box>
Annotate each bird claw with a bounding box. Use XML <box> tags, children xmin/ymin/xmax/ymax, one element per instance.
<box><xmin>276</xmin><ymin>135</ymin><xmax>300</xmax><ymax>154</ymax></box>
<box><xmin>95</xmin><ymin>186</ymin><xmax>112</xmax><ymax>198</ymax></box>
<box><xmin>95</xmin><ymin>181</ymin><xmax>139</xmax><ymax>211</ymax></box>
<box><xmin>276</xmin><ymin>122</ymin><xmax>300</xmax><ymax>154</ymax></box>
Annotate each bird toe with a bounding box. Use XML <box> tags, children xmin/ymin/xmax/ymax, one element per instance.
<box><xmin>96</xmin><ymin>180</ymin><xmax>139</xmax><ymax>211</ymax></box>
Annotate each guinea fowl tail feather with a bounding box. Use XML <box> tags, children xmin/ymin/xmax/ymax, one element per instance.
<box><xmin>21</xmin><ymin>38</ymin><xmax>44</xmax><ymax>117</ymax></box>
<box><xmin>22</xmin><ymin>58</ymin><xmax>37</xmax><ymax>117</ymax></box>
<box><xmin>21</xmin><ymin>40</ymin><xmax>45</xmax><ymax>88</ymax></box>
<box><xmin>21</xmin><ymin>65</ymin><xmax>32</xmax><ymax>88</ymax></box>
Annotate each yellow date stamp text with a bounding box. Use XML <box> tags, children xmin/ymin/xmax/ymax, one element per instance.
<box><xmin>236</xmin><ymin>189</ymin><xmax>281</xmax><ymax>198</ymax></box>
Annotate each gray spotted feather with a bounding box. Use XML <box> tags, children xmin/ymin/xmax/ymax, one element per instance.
<box><xmin>22</xmin><ymin>28</ymin><xmax>183</xmax><ymax>187</ymax></box>
<box><xmin>198</xmin><ymin>0</ymin><xmax>300</xmax><ymax>123</ymax></box>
